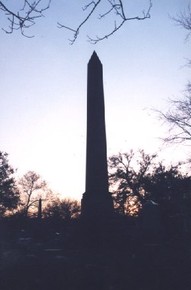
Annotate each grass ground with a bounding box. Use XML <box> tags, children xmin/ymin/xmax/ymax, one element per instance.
<box><xmin>0</xmin><ymin>219</ymin><xmax>191</xmax><ymax>290</ymax></box>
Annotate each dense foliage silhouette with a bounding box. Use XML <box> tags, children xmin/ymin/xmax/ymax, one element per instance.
<box><xmin>0</xmin><ymin>151</ymin><xmax>20</xmax><ymax>216</ymax></box>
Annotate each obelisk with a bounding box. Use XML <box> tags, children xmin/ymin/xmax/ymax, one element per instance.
<box><xmin>81</xmin><ymin>52</ymin><xmax>113</xmax><ymax>219</ymax></box>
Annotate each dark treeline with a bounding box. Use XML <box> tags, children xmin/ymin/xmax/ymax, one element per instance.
<box><xmin>1</xmin><ymin>149</ymin><xmax>191</xmax><ymax>231</ymax></box>
<box><xmin>109</xmin><ymin>149</ymin><xmax>191</xmax><ymax>237</ymax></box>
<box><xmin>1</xmin><ymin>149</ymin><xmax>191</xmax><ymax>290</ymax></box>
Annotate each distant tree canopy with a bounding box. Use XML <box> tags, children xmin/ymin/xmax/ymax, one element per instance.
<box><xmin>43</xmin><ymin>198</ymin><xmax>81</xmax><ymax>221</ymax></box>
<box><xmin>109</xmin><ymin>150</ymin><xmax>156</xmax><ymax>216</ymax></box>
<box><xmin>0</xmin><ymin>0</ymin><xmax>152</xmax><ymax>43</ymax></box>
<box><xmin>0</xmin><ymin>151</ymin><xmax>20</xmax><ymax>216</ymax></box>
<box><xmin>108</xmin><ymin>150</ymin><xmax>191</xmax><ymax>216</ymax></box>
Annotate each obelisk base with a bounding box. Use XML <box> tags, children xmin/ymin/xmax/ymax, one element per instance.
<box><xmin>81</xmin><ymin>192</ymin><xmax>113</xmax><ymax>220</ymax></box>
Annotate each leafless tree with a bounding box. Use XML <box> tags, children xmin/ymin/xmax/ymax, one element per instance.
<box><xmin>18</xmin><ymin>170</ymin><xmax>50</xmax><ymax>217</ymax></box>
<box><xmin>173</xmin><ymin>4</ymin><xmax>191</xmax><ymax>40</ymax></box>
<box><xmin>157</xmin><ymin>5</ymin><xmax>191</xmax><ymax>144</ymax></box>
<box><xmin>0</xmin><ymin>1</ymin><xmax>152</xmax><ymax>43</ymax></box>
<box><xmin>158</xmin><ymin>84</ymin><xmax>191</xmax><ymax>144</ymax></box>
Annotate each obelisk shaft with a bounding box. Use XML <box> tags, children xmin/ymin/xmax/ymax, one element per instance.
<box><xmin>81</xmin><ymin>52</ymin><xmax>113</xmax><ymax>218</ymax></box>
<box><xmin>85</xmin><ymin>52</ymin><xmax>108</xmax><ymax>195</ymax></box>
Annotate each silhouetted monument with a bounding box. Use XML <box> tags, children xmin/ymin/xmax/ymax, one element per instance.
<box><xmin>81</xmin><ymin>52</ymin><xmax>114</xmax><ymax>219</ymax></box>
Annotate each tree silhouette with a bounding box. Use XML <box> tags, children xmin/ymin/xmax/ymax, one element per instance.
<box><xmin>157</xmin><ymin>83</ymin><xmax>191</xmax><ymax>144</ymax></box>
<box><xmin>108</xmin><ymin>150</ymin><xmax>157</xmax><ymax>215</ymax></box>
<box><xmin>0</xmin><ymin>151</ymin><xmax>20</xmax><ymax>216</ymax></box>
<box><xmin>157</xmin><ymin>4</ymin><xmax>191</xmax><ymax>144</ymax></box>
<box><xmin>109</xmin><ymin>150</ymin><xmax>191</xmax><ymax>217</ymax></box>
<box><xmin>145</xmin><ymin>162</ymin><xmax>191</xmax><ymax>203</ymax></box>
<box><xmin>43</xmin><ymin>198</ymin><xmax>81</xmax><ymax>221</ymax></box>
<box><xmin>18</xmin><ymin>170</ymin><xmax>50</xmax><ymax>217</ymax></box>
<box><xmin>0</xmin><ymin>1</ymin><xmax>152</xmax><ymax>42</ymax></box>
<box><xmin>173</xmin><ymin>4</ymin><xmax>191</xmax><ymax>41</ymax></box>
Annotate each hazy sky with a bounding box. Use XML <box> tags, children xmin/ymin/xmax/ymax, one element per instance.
<box><xmin>1</xmin><ymin>0</ymin><xmax>190</xmax><ymax>200</ymax></box>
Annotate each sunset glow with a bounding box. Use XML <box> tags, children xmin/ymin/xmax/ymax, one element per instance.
<box><xmin>1</xmin><ymin>1</ymin><xmax>190</xmax><ymax>200</ymax></box>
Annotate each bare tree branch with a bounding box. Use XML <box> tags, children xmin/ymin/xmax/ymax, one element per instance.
<box><xmin>89</xmin><ymin>0</ymin><xmax>152</xmax><ymax>44</ymax></box>
<box><xmin>156</xmin><ymin>85</ymin><xmax>191</xmax><ymax>144</ymax></box>
<box><xmin>172</xmin><ymin>4</ymin><xmax>191</xmax><ymax>40</ymax></box>
<box><xmin>58</xmin><ymin>0</ymin><xmax>152</xmax><ymax>44</ymax></box>
<box><xmin>1</xmin><ymin>1</ymin><xmax>152</xmax><ymax>42</ymax></box>
<box><xmin>0</xmin><ymin>0</ymin><xmax>51</xmax><ymax>37</ymax></box>
<box><xmin>157</xmin><ymin>6</ymin><xmax>191</xmax><ymax>144</ymax></box>
<box><xmin>58</xmin><ymin>0</ymin><xmax>102</xmax><ymax>44</ymax></box>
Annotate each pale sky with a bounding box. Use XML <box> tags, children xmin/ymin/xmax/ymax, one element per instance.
<box><xmin>1</xmin><ymin>0</ymin><xmax>190</xmax><ymax>200</ymax></box>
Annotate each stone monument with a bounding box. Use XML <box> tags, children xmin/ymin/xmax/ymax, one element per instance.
<box><xmin>81</xmin><ymin>52</ymin><xmax>113</xmax><ymax>219</ymax></box>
